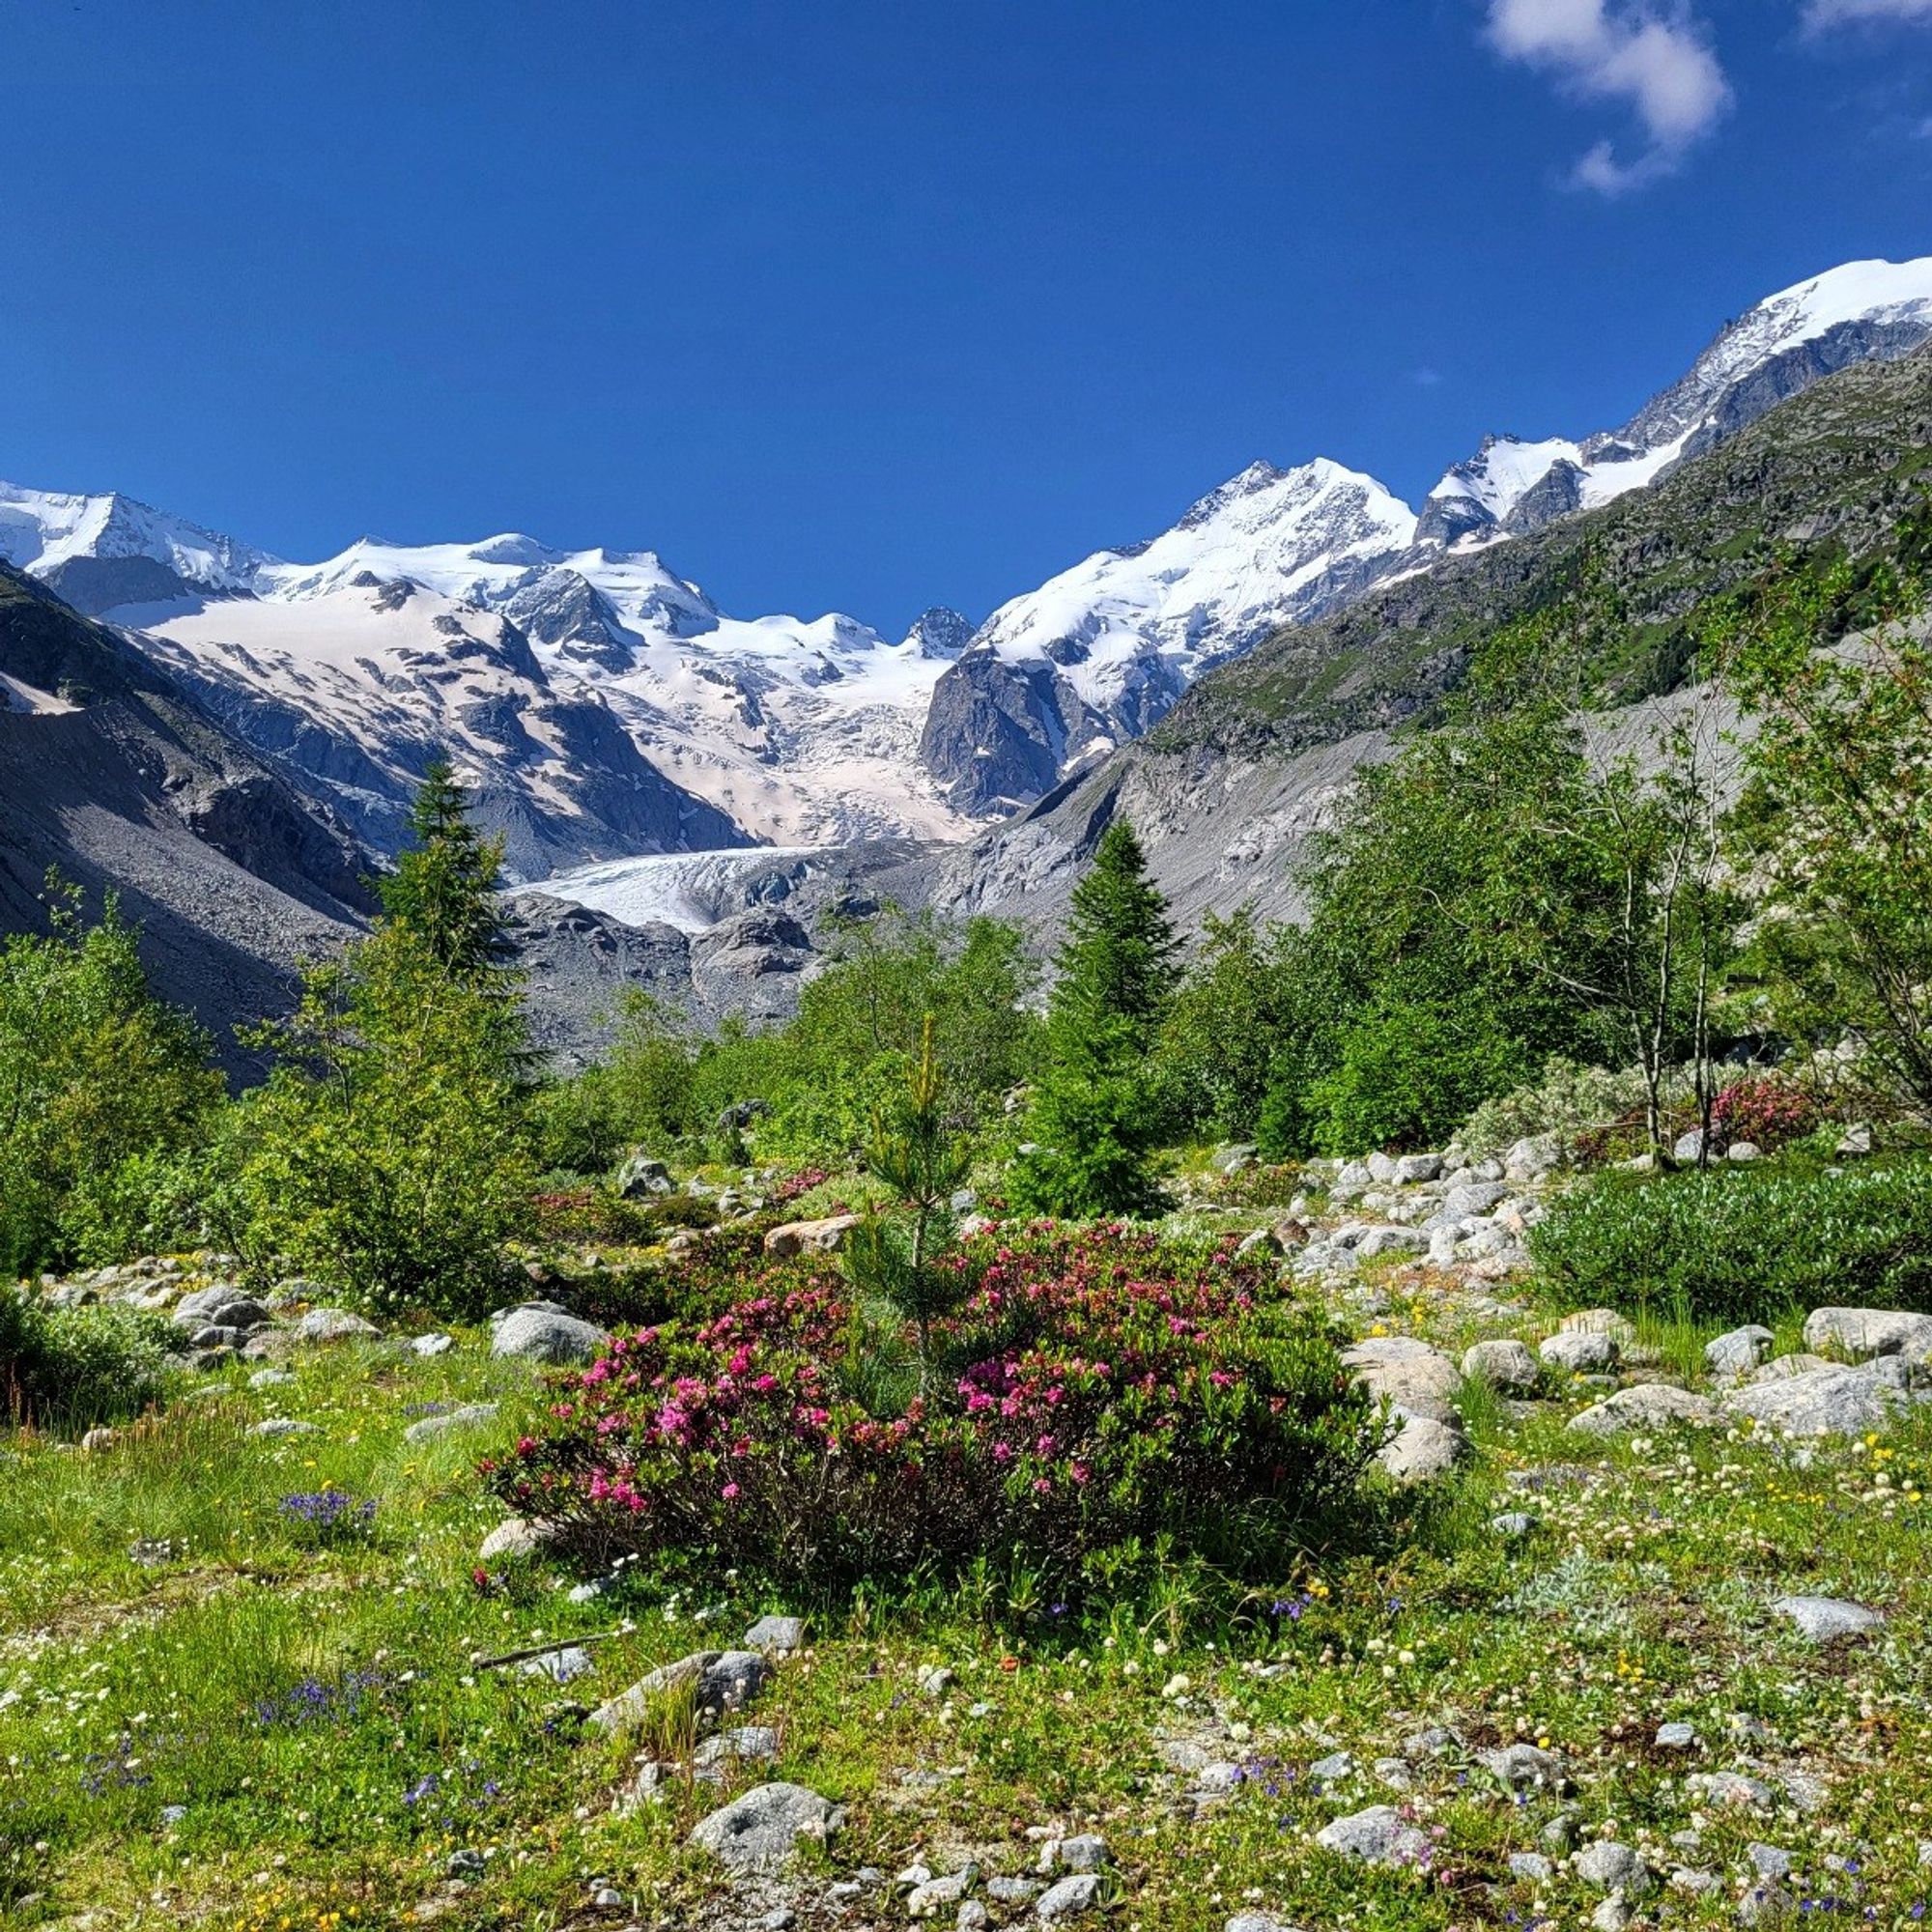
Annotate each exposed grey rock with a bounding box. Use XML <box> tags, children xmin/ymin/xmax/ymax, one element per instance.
<box><xmin>250</xmin><ymin>1418</ymin><xmax>320</xmax><ymax>1438</ymax></box>
<box><xmin>1508</xmin><ymin>1852</ymin><xmax>1553</xmax><ymax>1882</ymax></box>
<box><xmin>1771</xmin><ymin>1594</ymin><xmax>1882</xmax><ymax>1642</ymax></box>
<box><xmin>403</xmin><ymin>1402</ymin><xmax>499</xmax><ymax>1443</ymax></box>
<box><xmin>411</xmin><ymin>1333</ymin><xmax>454</xmax><ymax>1357</ymax></box>
<box><xmin>1308</xmin><ymin>1751</ymin><xmax>1355</xmax><ymax>1784</ymax></box>
<box><xmin>1315</xmin><ymin>1804</ymin><xmax>1428</xmax><ymax>1865</ymax></box>
<box><xmin>1574</xmin><ymin>1842</ymin><xmax>1650</xmax><ymax>1893</ymax></box>
<box><xmin>1503</xmin><ymin>1134</ymin><xmax>1562</xmax><ymax>1179</ymax></box>
<box><xmin>1225</xmin><ymin>1917</ymin><xmax>1298</xmax><ymax>1932</ymax></box>
<box><xmin>1685</xmin><ymin>1770</ymin><xmax>1775</xmax><ymax>1808</ymax></box>
<box><xmin>1344</xmin><ymin>1335</ymin><xmax>1463</xmax><ymax>1421</ymax></box>
<box><xmin>1739</xmin><ymin>1884</ymin><xmax>1797</xmax><ymax>1926</ymax></box>
<box><xmin>1568</xmin><ymin>1384</ymin><xmax>1722</xmax><ymax>1435</ymax></box>
<box><xmin>1462</xmin><ymin>1338</ymin><xmax>1539</xmax><ymax>1391</ymax></box>
<box><xmin>1541</xmin><ymin>1330</ymin><xmax>1619</xmax><ymax>1374</ymax></box>
<box><xmin>744</xmin><ymin>1614</ymin><xmax>807</xmax><ymax>1652</ymax></box>
<box><xmin>1802</xmin><ymin>1306</ymin><xmax>1932</xmax><ymax>1362</ymax></box>
<box><xmin>590</xmin><ymin>1650</ymin><xmax>771</xmax><ymax>1733</ymax></box>
<box><xmin>1393</xmin><ymin>1152</ymin><xmax>1444</xmax><ymax>1183</ymax></box>
<box><xmin>1036</xmin><ymin>1873</ymin><xmax>1104</xmax><ymax>1920</ymax></box>
<box><xmin>477</xmin><ymin>1517</ymin><xmax>558</xmax><ymax>1562</ymax></box>
<box><xmin>1052</xmin><ymin>1835</ymin><xmax>1109</xmax><ymax>1873</ymax></box>
<box><xmin>1378</xmin><ymin>1411</ymin><xmax>1466</xmax><ymax>1483</ymax></box>
<box><xmin>1748</xmin><ymin>1352</ymin><xmax>1832</xmax><ymax>1383</ymax></box>
<box><xmin>1655</xmin><ymin>1721</ymin><xmax>1699</xmax><ymax>1750</ymax></box>
<box><xmin>172</xmin><ymin>1288</ymin><xmax>270</xmax><ymax>1330</ymax></box>
<box><xmin>1746</xmin><ymin>1844</ymin><xmax>1794</xmax><ymax>1881</ymax></box>
<box><xmin>294</xmin><ymin>1307</ymin><xmax>382</xmax><ymax>1344</ymax></box>
<box><xmin>686</xmin><ymin>1781</ymin><xmax>841</xmax><ymax>1871</ymax></box>
<box><xmin>1725</xmin><ymin>1357</ymin><xmax>1917</xmax><ymax>1436</ymax></box>
<box><xmin>248</xmin><ymin>1368</ymin><xmax>296</xmax><ymax>1389</ymax></box>
<box><xmin>515</xmin><ymin>1645</ymin><xmax>592</xmax><ymax>1685</ymax></box>
<box><xmin>1705</xmin><ymin>1326</ymin><xmax>1776</xmax><ymax>1378</ymax></box>
<box><xmin>1727</xmin><ymin>1141</ymin><xmax>1763</xmax><ymax>1162</ymax></box>
<box><xmin>1559</xmin><ymin>1308</ymin><xmax>1637</xmax><ymax>1344</ymax></box>
<box><xmin>1480</xmin><ymin>1744</ymin><xmax>1566</xmax><ymax>1790</ymax></box>
<box><xmin>490</xmin><ymin>1304</ymin><xmax>608</xmax><ymax>1365</ymax></box>
<box><xmin>613</xmin><ymin>1151</ymin><xmax>674</xmax><ymax>1198</ymax></box>
<box><xmin>1490</xmin><ymin>1510</ymin><xmax>1540</xmax><ymax>1540</ymax></box>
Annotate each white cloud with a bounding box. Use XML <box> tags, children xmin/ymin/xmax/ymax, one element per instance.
<box><xmin>1804</xmin><ymin>0</ymin><xmax>1932</xmax><ymax>25</ymax></box>
<box><xmin>1485</xmin><ymin>0</ymin><xmax>1732</xmax><ymax>193</ymax></box>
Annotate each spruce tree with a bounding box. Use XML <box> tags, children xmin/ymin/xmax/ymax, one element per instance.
<box><xmin>378</xmin><ymin>760</ymin><xmax>511</xmax><ymax>980</ymax></box>
<box><xmin>1011</xmin><ymin>819</ymin><xmax>1178</xmax><ymax>1217</ymax></box>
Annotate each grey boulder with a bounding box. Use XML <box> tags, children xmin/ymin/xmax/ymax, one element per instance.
<box><xmin>491</xmin><ymin>1304</ymin><xmax>608</xmax><ymax>1365</ymax></box>
<box><xmin>1541</xmin><ymin>1330</ymin><xmax>1619</xmax><ymax>1375</ymax></box>
<box><xmin>1705</xmin><ymin>1326</ymin><xmax>1776</xmax><ymax>1378</ymax></box>
<box><xmin>1771</xmin><ymin>1594</ymin><xmax>1883</xmax><ymax>1642</ymax></box>
<box><xmin>1568</xmin><ymin>1384</ymin><xmax>1722</xmax><ymax>1435</ymax></box>
<box><xmin>1725</xmin><ymin>1357</ymin><xmax>1917</xmax><ymax>1437</ymax></box>
<box><xmin>1802</xmin><ymin>1307</ymin><xmax>1932</xmax><ymax>1363</ymax></box>
<box><xmin>589</xmin><ymin>1650</ymin><xmax>771</xmax><ymax>1732</ymax></box>
<box><xmin>1315</xmin><ymin>1804</ymin><xmax>1428</xmax><ymax>1866</ymax></box>
<box><xmin>1462</xmin><ymin>1339</ymin><xmax>1539</xmax><ymax>1392</ymax></box>
<box><xmin>294</xmin><ymin>1307</ymin><xmax>382</xmax><ymax>1344</ymax></box>
<box><xmin>404</xmin><ymin>1402</ymin><xmax>499</xmax><ymax>1443</ymax></box>
<box><xmin>687</xmin><ymin>1782</ymin><xmax>841</xmax><ymax>1871</ymax></box>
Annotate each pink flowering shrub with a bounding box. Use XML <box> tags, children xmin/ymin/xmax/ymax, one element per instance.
<box><xmin>489</xmin><ymin>1224</ymin><xmax>1385</xmax><ymax>1597</ymax></box>
<box><xmin>1710</xmin><ymin>1073</ymin><xmax>1822</xmax><ymax>1151</ymax></box>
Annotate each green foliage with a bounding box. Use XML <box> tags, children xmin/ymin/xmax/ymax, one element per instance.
<box><xmin>844</xmin><ymin>1016</ymin><xmax>976</xmax><ymax>1400</ymax></box>
<box><xmin>1530</xmin><ymin>1154</ymin><xmax>1932</xmax><ymax>1324</ymax></box>
<box><xmin>1012</xmin><ymin>821</ymin><xmax>1178</xmax><ymax>1217</ymax></box>
<box><xmin>1719</xmin><ymin>558</ymin><xmax>1932</xmax><ymax>1115</ymax></box>
<box><xmin>0</xmin><ymin>1289</ymin><xmax>174</xmax><ymax>1430</ymax></box>
<box><xmin>527</xmin><ymin>993</ymin><xmax>700</xmax><ymax>1175</ymax></box>
<box><xmin>375</xmin><ymin>760</ymin><xmax>511</xmax><ymax>979</ymax></box>
<box><xmin>231</xmin><ymin>922</ymin><xmax>534</xmax><ymax>1320</ymax></box>
<box><xmin>1454</xmin><ymin>1059</ymin><xmax>1688</xmax><ymax>1161</ymax></box>
<box><xmin>0</xmin><ymin>879</ymin><xmax>222</xmax><ymax>1277</ymax></box>
<box><xmin>1306</xmin><ymin>991</ymin><xmax>1529</xmax><ymax>1156</ymax></box>
<box><xmin>1155</xmin><ymin>908</ymin><xmax>1294</xmax><ymax>1135</ymax></box>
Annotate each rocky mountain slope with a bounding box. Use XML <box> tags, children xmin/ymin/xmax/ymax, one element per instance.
<box><xmin>937</xmin><ymin>335</ymin><xmax>1932</xmax><ymax>940</ymax></box>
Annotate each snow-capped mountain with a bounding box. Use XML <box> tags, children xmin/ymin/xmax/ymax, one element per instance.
<box><xmin>1419</xmin><ymin>257</ymin><xmax>1932</xmax><ymax>544</ymax></box>
<box><xmin>6</xmin><ymin>252</ymin><xmax>1928</xmax><ymax>862</ymax></box>
<box><xmin>0</xmin><ymin>485</ymin><xmax>979</xmax><ymax>862</ymax></box>
<box><xmin>921</xmin><ymin>458</ymin><xmax>1418</xmax><ymax>812</ymax></box>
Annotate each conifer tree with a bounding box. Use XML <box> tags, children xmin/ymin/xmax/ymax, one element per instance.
<box><xmin>1011</xmin><ymin>819</ymin><xmax>1178</xmax><ymax>1217</ymax></box>
<box><xmin>378</xmin><ymin>760</ymin><xmax>510</xmax><ymax>980</ymax></box>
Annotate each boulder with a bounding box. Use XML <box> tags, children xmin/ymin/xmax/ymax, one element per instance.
<box><xmin>1314</xmin><ymin>1805</ymin><xmax>1428</xmax><ymax>1866</ymax></box>
<box><xmin>1503</xmin><ymin>1133</ymin><xmax>1562</xmax><ymax>1179</ymax></box>
<box><xmin>1802</xmin><ymin>1307</ymin><xmax>1932</xmax><ymax>1363</ymax></box>
<box><xmin>687</xmin><ymin>1782</ymin><xmax>841</xmax><ymax>1871</ymax></box>
<box><xmin>1392</xmin><ymin>1152</ymin><xmax>1444</xmax><ymax>1184</ymax></box>
<box><xmin>293</xmin><ymin>1307</ymin><xmax>382</xmax><ymax>1345</ymax></box>
<box><xmin>1574</xmin><ymin>1842</ymin><xmax>1651</xmax><ymax>1893</ymax></box>
<box><xmin>1770</xmin><ymin>1594</ymin><xmax>1883</xmax><ymax>1642</ymax></box>
<box><xmin>744</xmin><ymin>1614</ymin><xmax>807</xmax><ymax>1652</ymax></box>
<box><xmin>763</xmin><ymin>1213</ymin><xmax>863</xmax><ymax>1259</ymax></box>
<box><xmin>1480</xmin><ymin>1744</ymin><xmax>1566</xmax><ymax>1790</ymax></box>
<box><xmin>589</xmin><ymin>1650</ymin><xmax>771</xmax><ymax>1733</ymax></box>
<box><xmin>1036</xmin><ymin>1874</ymin><xmax>1104</xmax><ymax>1919</ymax></box>
<box><xmin>1727</xmin><ymin>1141</ymin><xmax>1763</xmax><ymax>1163</ymax></box>
<box><xmin>490</xmin><ymin>1304</ymin><xmax>608</xmax><ymax>1365</ymax></box>
<box><xmin>1559</xmin><ymin>1308</ymin><xmax>1637</xmax><ymax>1344</ymax></box>
<box><xmin>1705</xmin><ymin>1326</ymin><xmax>1776</xmax><ymax>1379</ymax></box>
<box><xmin>1725</xmin><ymin>1357</ymin><xmax>1918</xmax><ymax>1437</ymax></box>
<box><xmin>1343</xmin><ymin>1336</ymin><xmax>1463</xmax><ymax>1421</ymax></box>
<box><xmin>1462</xmin><ymin>1339</ymin><xmax>1540</xmax><ymax>1392</ymax></box>
<box><xmin>613</xmin><ymin>1152</ymin><xmax>674</xmax><ymax>1199</ymax></box>
<box><xmin>477</xmin><ymin>1517</ymin><xmax>559</xmax><ymax>1562</ymax></box>
<box><xmin>1378</xmin><ymin>1411</ymin><xmax>1466</xmax><ymax>1484</ymax></box>
<box><xmin>1568</xmin><ymin>1384</ymin><xmax>1722</xmax><ymax>1435</ymax></box>
<box><xmin>172</xmin><ymin>1288</ymin><xmax>270</xmax><ymax>1330</ymax></box>
<box><xmin>1541</xmin><ymin>1330</ymin><xmax>1620</xmax><ymax>1375</ymax></box>
<box><xmin>403</xmin><ymin>1402</ymin><xmax>499</xmax><ymax>1444</ymax></box>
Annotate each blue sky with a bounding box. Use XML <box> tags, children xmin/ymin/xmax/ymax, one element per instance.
<box><xmin>3</xmin><ymin>0</ymin><xmax>1929</xmax><ymax>634</ymax></box>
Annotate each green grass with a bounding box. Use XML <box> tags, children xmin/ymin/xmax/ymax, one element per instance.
<box><xmin>8</xmin><ymin>1292</ymin><xmax>1932</xmax><ymax>1930</ymax></box>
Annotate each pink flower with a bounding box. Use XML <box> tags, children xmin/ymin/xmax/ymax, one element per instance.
<box><xmin>722</xmin><ymin>1482</ymin><xmax>741</xmax><ymax>1502</ymax></box>
<box><xmin>992</xmin><ymin>1442</ymin><xmax>1013</xmax><ymax>1463</ymax></box>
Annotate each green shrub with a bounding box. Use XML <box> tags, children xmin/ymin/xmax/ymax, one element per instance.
<box><xmin>1529</xmin><ymin>1154</ymin><xmax>1932</xmax><ymax>1323</ymax></box>
<box><xmin>1306</xmin><ymin>993</ymin><xmax>1526</xmax><ymax>1156</ymax></box>
<box><xmin>1455</xmin><ymin>1059</ymin><xmax>1689</xmax><ymax>1161</ymax></box>
<box><xmin>0</xmin><ymin>1290</ymin><xmax>175</xmax><ymax>1430</ymax></box>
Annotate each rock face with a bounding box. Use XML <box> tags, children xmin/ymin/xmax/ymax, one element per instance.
<box><xmin>490</xmin><ymin>1303</ymin><xmax>609</xmax><ymax>1365</ymax></box>
<box><xmin>686</xmin><ymin>1782</ymin><xmax>842</xmax><ymax>1871</ymax></box>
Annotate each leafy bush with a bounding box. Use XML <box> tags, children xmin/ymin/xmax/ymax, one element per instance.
<box><xmin>1710</xmin><ymin>1072</ymin><xmax>1823</xmax><ymax>1151</ymax></box>
<box><xmin>1455</xmin><ymin>1060</ymin><xmax>1686</xmax><ymax>1161</ymax></box>
<box><xmin>1305</xmin><ymin>992</ymin><xmax>1526</xmax><ymax>1156</ymax></box>
<box><xmin>0</xmin><ymin>881</ymin><xmax>222</xmax><ymax>1276</ymax></box>
<box><xmin>492</xmin><ymin>1224</ymin><xmax>1384</xmax><ymax>1603</ymax></box>
<box><xmin>1530</xmin><ymin>1155</ymin><xmax>1932</xmax><ymax>1323</ymax></box>
<box><xmin>0</xmin><ymin>1290</ymin><xmax>175</xmax><ymax>1430</ymax></box>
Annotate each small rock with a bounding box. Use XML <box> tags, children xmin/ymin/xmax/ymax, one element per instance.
<box><xmin>250</xmin><ymin>1418</ymin><xmax>320</xmax><ymax>1438</ymax></box>
<box><xmin>1036</xmin><ymin>1873</ymin><xmax>1103</xmax><ymax>1919</ymax></box>
<box><xmin>1314</xmin><ymin>1805</ymin><xmax>1428</xmax><ymax>1866</ymax></box>
<box><xmin>1541</xmin><ymin>1330</ymin><xmax>1619</xmax><ymax>1374</ymax></box>
<box><xmin>1308</xmin><ymin>1751</ymin><xmax>1354</xmax><ymax>1784</ymax></box>
<box><xmin>917</xmin><ymin>1663</ymin><xmax>956</xmax><ymax>1698</ymax></box>
<box><xmin>1801</xmin><ymin>1306</ymin><xmax>1932</xmax><ymax>1362</ymax></box>
<box><xmin>744</xmin><ymin>1614</ymin><xmax>806</xmax><ymax>1652</ymax></box>
<box><xmin>1590</xmin><ymin>1894</ymin><xmax>1634</xmax><ymax>1932</ymax></box>
<box><xmin>762</xmin><ymin>1213</ymin><xmax>863</xmax><ymax>1258</ymax></box>
<box><xmin>985</xmin><ymin>1878</ymin><xmax>1039</xmax><ymax>1903</ymax></box>
<box><xmin>1655</xmin><ymin>1721</ymin><xmax>1698</xmax><ymax>1750</ymax></box>
<box><xmin>477</xmin><ymin>1518</ymin><xmax>558</xmax><ymax>1563</ymax></box>
<box><xmin>590</xmin><ymin>1650</ymin><xmax>771</xmax><ymax>1732</ymax></box>
<box><xmin>1567</xmin><ymin>1383</ymin><xmax>1722</xmax><ymax>1435</ymax></box>
<box><xmin>1726</xmin><ymin>1357</ymin><xmax>1914</xmax><ymax>1435</ymax></box>
<box><xmin>1490</xmin><ymin>1510</ymin><xmax>1540</xmax><ymax>1540</ymax></box>
<box><xmin>1705</xmin><ymin>1325</ymin><xmax>1776</xmax><ymax>1378</ymax></box>
<box><xmin>1225</xmin><ymin>1918</ymin><xmax>1297</xmax><ymax>1932</ymax></box>
<box><xmin>515</xmin><ymin>1646</ymin><xmax>592</xmax><ymax>1685</ymax></box>
<box><xmin>248</xmin><ymin>1368</ymin><xmax>296</xmax><ymax>1389</ymax></box>
<box><xmin>1480</xmin><ymin>1744</ymin><xmax>1565</xmax><ymax>1790</ymax></box>
<box><xmin>294</xmin><ymin>1307</ymin><xmax>381</xmax><ymax>1344</ymax></box>
<box><xmin>1685</xmin><ymin>1770</ymin><xmax>1774</xmax><ymax>1809</ymax></box>
<box><xmin>589</xmin><ymin>1886</ymin><xmax>625</xmax><ymax>1909</ymax></box>
<box><xmin>445</xmin><ymin>1850</ymin><xmax>486</xmax><ymax>1879</ymax></box>
<box><xmin>1746</xmin><ymin>1844</ymin><xmax>1794</xmax><ymax>1881</ymax></box>
<box><xmin>1727</xmin><ymin>1141</ymin><xmax>1763</xmax><ymax>1162</ymax></box>
<box><xmin>1393</xmin><ymin>1152</ymin><xmax>1444</xmax><ymax>1183</ymax></box>
<box><xmin>1462</xmin><ymin>1339</ymin><xmax>1540</xmax><ymax>1392</ymax></box>
<box><xmin>1508</xmin><ymin>1852</ymin><xmax>1553</xmax><ymax>1882</ymax></box>
<box><xmin>411</xmin><ymin>1333</ymin><xmax>454</xmax><ymax>1357</ymax></box>
<box><xmin>1053</xmin><ymin>1834</ymin><xmax>1108</xmax><ymax>1873</ymax></box>
<box><xmin>404</xmin><ymin>1402</ymin><xmax>499</xmax><ymax>1443</ymax></box>
<box><xmin>957</xmin><ymin>1905</ymin><xmax>990</xmax><ymax>1931</ymax></box>
<box><xmin>1739</xmin><ymin>1884</ymin><xmax>1797</xmax><ymax>1927</ymax></box>
<box><xmin>1378</xmin><ymin>1410</ymin><xmax>1466</xmax><ymax>1483</ymax></box>
<box><xmin>686</xmin><ymin>1781</ymin><xmax>841</xmax><ymax>1871</ymax></box>
<box><xmin>1771</xmin><ymin>1594</ymin><xmax>1882</xmax><ymax>1642</ymax></box>
<box><xmin>79</xmin><ymin>1427</ymin><xmax>117</xmax><ymax>1454</ymax></box>
<box><xmin>1574</xmin><ymin>1842</ymin><xmax>1649</xmax><ymax>1892</ymax></box>
<box><xmin>614</xmin><ymin>1152</ymin><xmax>674</xmax><ymax>1199</ymax></box>
<box><xmin>490</xmin><ymin>1305</ymin><xmax>608</xmax><ymax>1366</ymax></box>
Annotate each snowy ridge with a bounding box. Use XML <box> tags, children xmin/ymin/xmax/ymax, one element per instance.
<box><xmin>1421</xmin><ymin>256</ymin><xmax>1932</xmax><ymax>544</ymax></box>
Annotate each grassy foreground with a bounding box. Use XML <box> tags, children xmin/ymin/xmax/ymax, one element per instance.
<box><xmin>5</xmin><ymin>1293</ymin><xmax>1932</xmax><ymax>1932</ymax></box>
